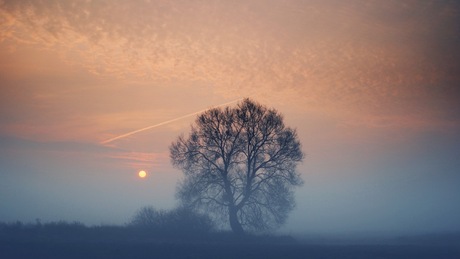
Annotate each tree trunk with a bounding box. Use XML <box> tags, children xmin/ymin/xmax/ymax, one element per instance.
<box><xmin>229</xmin><ymin>206</ymin><xmax>244</xmax><ymax>235</ymax></box>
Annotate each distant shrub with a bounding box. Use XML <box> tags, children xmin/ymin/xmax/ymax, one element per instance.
<box><xmin>130</xmin><ymin>206</ymin><xmax>167</xmax><ymax>229</ymax></box>
<box><xmin>130</xmin><ymin>206</ymin><xmax>214</xmax><ymax>236</ymax></box>
<box><xmin>166</xmin><ymin>206</ymin><xmax>214</xmax><ymax>234</ymax></box>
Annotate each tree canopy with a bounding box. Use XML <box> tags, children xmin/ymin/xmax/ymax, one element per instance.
<box><xmin>170</xmin><ymin>98</ymin><xmax>304</xmax><ymax>234</ymax></box>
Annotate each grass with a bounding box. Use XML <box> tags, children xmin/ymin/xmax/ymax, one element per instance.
<box><xmin>1</xmin><ymin>221</ymin><xmax>459</xmax><ymax>258</ymax></box>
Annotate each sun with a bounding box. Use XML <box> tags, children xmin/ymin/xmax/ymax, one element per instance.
<box><xmin>138</xmin><ymin>170</ymin><xmax>147</xmax><ymax>178</ymax></box>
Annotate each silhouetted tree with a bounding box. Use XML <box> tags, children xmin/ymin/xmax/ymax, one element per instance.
<box><xmin>170</xmin><ymin>99</ymin><xmax>304</xmax><ymax>235</ymax></box>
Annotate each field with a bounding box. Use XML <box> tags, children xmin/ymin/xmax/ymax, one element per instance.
<box><xmin>2</xmin><ymin>240</ymin><xmax>460</xmax><ymax>259</ymax></box>
<box><xmin>1</xmin><ymin>222</ymin><xmax>459</xmax><ymax>258</ymax></box>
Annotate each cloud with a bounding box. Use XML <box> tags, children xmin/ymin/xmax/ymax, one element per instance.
<box><xmin>1</xmin><ymin>0</ymin><xmax>459</xmax><ymax>133</ymax></box>
<box><xmin>104</xmin><ymin>151</ymin><xmax>168</xmax><ymax>170</ymax></box>
<box><xmin>0</xmin><ymin>134</ymin><xmax>167</xmax><ymax>171</ymax></box>
<box><xmin>0</xmin><ymin>134</ymin><xmax>116</xmax><ymax>153</ymax></box>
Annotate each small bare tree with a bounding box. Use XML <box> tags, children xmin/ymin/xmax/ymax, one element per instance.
<box><xmin>170</xmin><ymin>99</ymin><xmax>304</xmax><ymax>235</ymax></box>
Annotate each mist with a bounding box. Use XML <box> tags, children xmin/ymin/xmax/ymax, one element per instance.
<box><xmin>1</xmin><ymin>0</ymin><xmax>460</xmax><ymax>258</ymax></box>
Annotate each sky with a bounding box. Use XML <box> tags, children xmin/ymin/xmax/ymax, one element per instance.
<box><xmin>1</xmin><ymin>0</ymin><xmax>459</xmax><ymax>236</ymax></box>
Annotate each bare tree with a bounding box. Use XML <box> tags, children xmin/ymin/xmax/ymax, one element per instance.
<box><xmin>170</xmin><ymin>99</ymin><xmax>304</xmax><ymax>235</ymax></box>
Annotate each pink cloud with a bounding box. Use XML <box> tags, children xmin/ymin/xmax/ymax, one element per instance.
<box><xmin>0</xmin><ymin>0</ymin><xmax>458</xmax><ymax>138</ymax></box>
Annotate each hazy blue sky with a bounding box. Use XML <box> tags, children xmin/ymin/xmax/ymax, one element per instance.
<box><xmin>1</xmin><ymin>0</ymin><xmax>459</xmax><ymax>236</ymax></box>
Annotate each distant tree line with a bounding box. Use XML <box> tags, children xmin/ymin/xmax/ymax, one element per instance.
<box><xmin>0</xmin><ymin>205</ymin><xmax>297</xmax><ymax>244</ymax></box>
<box><xmin>0</xmin><ymin>206</ymin><xmax>214</xmax><ymax>242</ymax></box>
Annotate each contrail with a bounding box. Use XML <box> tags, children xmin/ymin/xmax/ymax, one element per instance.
<box><xmin>101</xmin><ymin>98</ymin><xmax>243</xmax><ymax>145</ymax></box>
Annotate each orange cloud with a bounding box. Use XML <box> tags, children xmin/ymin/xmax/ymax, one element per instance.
<box><xmin>0</xmin><ymin>0</ymin><xmax>459</xmax><ymax>140</ymax></box>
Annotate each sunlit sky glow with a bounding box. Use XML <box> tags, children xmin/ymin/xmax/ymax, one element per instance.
<box><xmin>1</xmin><ymin>0</ymin><xmax>459</xmax><ymax>235</ymax></box>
